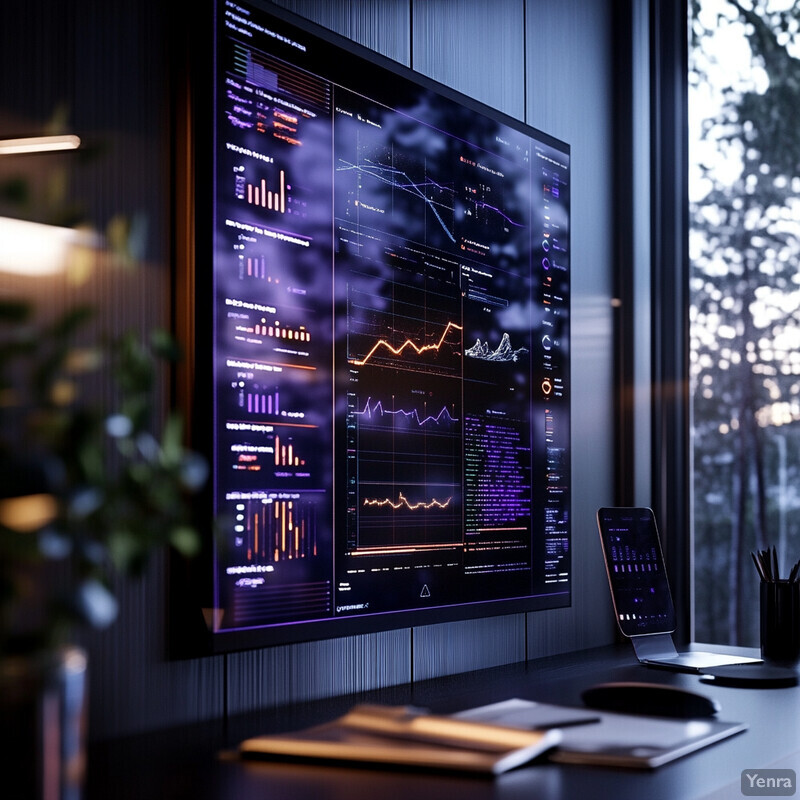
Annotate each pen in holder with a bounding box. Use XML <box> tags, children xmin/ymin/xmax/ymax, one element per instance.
<box><xmin>753</xmin><ymin>547</ymin><xmax>800</xmax><ymax>664</ymax></box>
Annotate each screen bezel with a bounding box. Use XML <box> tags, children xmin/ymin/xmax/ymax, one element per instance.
<box><xmin>596</xmin><ymin>507</ymin><xmax>677</xmax><ymax>638</ymax></box>
<box><xmin>172</xmin><ymin>0</ymin><xmax>572</xmax><ymax>655</ymax></box>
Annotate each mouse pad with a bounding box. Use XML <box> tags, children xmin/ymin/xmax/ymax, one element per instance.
<box><xmin>699</xmin><ymin>664</ymin><xmax>798</xmax><ymax>688</ymax></box>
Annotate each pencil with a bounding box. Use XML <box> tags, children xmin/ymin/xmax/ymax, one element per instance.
<box><xmin>760</xmin><ymin>550</ymin><xmax>773</xmax><ymax>582</ymax></box>
<box><xmin>751</xmin><ymin>551</ymin><xmax>767</xmax><ymax>582</ymax></box>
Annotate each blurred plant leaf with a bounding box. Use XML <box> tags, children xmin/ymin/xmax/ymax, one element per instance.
<box><xmin>0</xmin><ymin>298</ymin><xmax>206</xmax><ymax>653</ymax></box>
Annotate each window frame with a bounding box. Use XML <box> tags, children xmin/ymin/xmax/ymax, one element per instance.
<box><xmin>650</xmin><ymin>0</ymin><xmax>692</xmax><ymax>645</ymax></box>
<box><xmin>615</xmin><ymin>0</ymin><xmax>693</xmax><ymax>645</ymax></box>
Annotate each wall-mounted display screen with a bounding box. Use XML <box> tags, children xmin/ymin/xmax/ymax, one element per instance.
<box><xmin>189</xmin><ymin>0</ymin><xmax>571</xmax><ymax>650</ymax></box>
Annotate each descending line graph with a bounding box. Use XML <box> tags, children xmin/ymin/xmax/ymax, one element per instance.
<box><xmin>461</xmin><ymin>175</ymin><xmax>526</xmax><ymax>234</ymax></box>
<box><xmin>469</xmin><ymin>198</ymin><xmax>525</xmax><ymax>230</ymax></box>
<box><xmin>337</xmin><ymin>157</ymin><xmax>456</xmax><ymax>243</ymax></box>
<box><xmin>350</xmin><ymin>320</ymin><xmax>463</xmax><ymax>367</ymax></box>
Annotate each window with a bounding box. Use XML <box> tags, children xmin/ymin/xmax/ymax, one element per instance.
<box><xmin>688</xmin><ymin>0</ymin><xmax>800</xmax><ymax>645</ymax></box>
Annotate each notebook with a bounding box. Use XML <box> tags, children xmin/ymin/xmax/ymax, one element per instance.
<box><xmin>596</xmin><ymin>507</ymin><xmax>762</xmax><ymax>671</ymax></box>
<box><xmin>238</xmin><ymin>703</ymin><xmax>562</xmax><ymax>776</ymax></box>
<box><xmin>456</xmin><ymin>698</ymin><xmax>747</xmax><ymax>769</ymax></box>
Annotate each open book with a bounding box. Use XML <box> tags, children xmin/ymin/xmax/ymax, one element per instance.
<box><xmin>239</xmin><ymin>703</ymin><xmax>562</xmax><ymax>776</ymax></box>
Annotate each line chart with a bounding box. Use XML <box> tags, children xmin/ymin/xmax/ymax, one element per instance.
<box><xmin>353</xmin><ymin>397</ymin><xmax>459</xmax><ymax>429</ymax></box>
<box><xmin>337</xmin><ymin>157</ymin><xmax>456</xmax><ymax>243</ymax></box>
<box><xmin>469</xmin><ymin>198</ymin><xmax>525</xmax><ymax>230</ymax></box>
<box><xmin>350</xmin><ymin>320</ymin><xmax>463</xmax><ymax>367</ymax></box>
<box><xmin>362</xmin><ymin>491</ymin><xmax>453</xmax><ymax>511</ymax></box>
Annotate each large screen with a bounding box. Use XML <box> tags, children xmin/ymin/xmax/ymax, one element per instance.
<box><xmin>187</xmin><ymin>0</ymin><xmax>571</xmax><ymax>650</ymax></box>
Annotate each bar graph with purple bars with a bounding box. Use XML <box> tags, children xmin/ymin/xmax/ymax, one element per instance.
<box><xmin>246</xmin><ymin>388</ymin><xmax>279</xmax><ymax>415</ymax></box>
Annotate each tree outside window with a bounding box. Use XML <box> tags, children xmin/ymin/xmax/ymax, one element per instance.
<box><xmin>689</xmin><ymin>0</ymin><xmax>800</xmax><ymax>645</ymax></box>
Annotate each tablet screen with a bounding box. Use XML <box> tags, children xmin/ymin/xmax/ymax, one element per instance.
<box><xmin>596</xmin><ymin>507</ymin><xmax>676</xmax><ymax>637</ymax></box>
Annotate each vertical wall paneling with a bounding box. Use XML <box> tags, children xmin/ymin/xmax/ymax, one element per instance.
<box><xmin>85</xmin><ymin>556</ymin><xmax>225</xmax><ymax>737</ymax></box>
<box><xmin>272</xmin><ymin>0</ymin><xmax>411</xmax><ymax>63</ymax></box>
<box><xmin>269</xmin><ymin>0</ymin><xmax>356</xmax><ymax>36</ymax></box>
<box><xmin>226</xmin><ymin>629</ymin><xmax>411</xmax><ymax>714</ymax></box>
<box><xmin>349</xmin><ymin>0</ymin><xmax>411</xmax><ymax>63</ymax></box>
<box><xmin>412</xmin><ymin>615</ymin><xmax>526</xmax><ymax>682</ymax></box>
<box><xmin>524</xmin><ymin>0</ymin><xmax>617</xmax><ymax>656</ymax></box>
<box><xmin>411</xmin><ymin>0</ymin><xmax>526</xmax><ymax>122</ymax></box>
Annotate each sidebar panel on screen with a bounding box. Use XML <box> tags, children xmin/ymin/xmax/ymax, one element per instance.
<box><xmin>213</xmin><ymin>9</ymin><xmax>335</xmax><ymax>630</ymax></box>
<box><xmin>207</xmin><ymin>0</ymin><xmax>571</xmax><ymax>643</ymax></box>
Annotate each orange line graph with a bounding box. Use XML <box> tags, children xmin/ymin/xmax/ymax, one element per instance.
<box><xmin>350</xmin><ymin>320</ymin><xmax>463</xmax><ymax>367</ymax></box>
<box><xmin>362</xmin><ymin>491</ymin><xmax>452</xmax><ymax>511</ymax></box>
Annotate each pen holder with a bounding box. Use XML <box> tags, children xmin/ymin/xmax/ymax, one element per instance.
<box><xmin>760</xmin><ymin>580</ymin><xmax>800</xmax><ymax>664</ymax></box>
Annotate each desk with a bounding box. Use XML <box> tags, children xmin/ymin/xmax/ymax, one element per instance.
<box><xmin>86</xmin><ymin>645</ymin><xmax>800</xmax><ymax>800</ymax></box>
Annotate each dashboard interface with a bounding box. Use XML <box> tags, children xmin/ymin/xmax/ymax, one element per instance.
<box><xmin>596</xmin><ymin>508</ymin><xmax>676</xmax><ymax>637</ymax></box>
<box><xmin>206</xmin><ymin>0</ymin><xmax>571</xmax><ymax>643</ymax></box>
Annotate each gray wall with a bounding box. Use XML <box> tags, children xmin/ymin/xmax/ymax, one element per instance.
<box><xmin>1</xmin><ymin>0</ymin><xmax>618</xmax><ymax>740</ymax></box>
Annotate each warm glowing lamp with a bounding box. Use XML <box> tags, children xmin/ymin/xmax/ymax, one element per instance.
<box><xmin>0</xmin><ymin>134</ymin><xmax>81</xmax><ymax>155</ymax></box>
<box><xmin>0</xmin><ymin>134</ymin><xmax>98</xmax><ymax>275</ymax></box>
<box><xmin>0</xmin><ymin>216</ymin><xmax>98</xmax><ymax>276</ymax></box>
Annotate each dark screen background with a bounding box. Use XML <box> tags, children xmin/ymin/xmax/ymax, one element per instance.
<box><xmin>209</xmin><ymin>0</ymin><xmax>571</xmax><ymax>639</ymax></box>
<box><xmin>597</xmin><ymin>508</ymin><xmax>676</xmax><ymax>636</ymax></box>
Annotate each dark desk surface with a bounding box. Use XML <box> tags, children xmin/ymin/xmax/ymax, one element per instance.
<box><xmin>87</xmin><ymin>644</ymin><xmax>800</xmax><ymax>800</ymax></box>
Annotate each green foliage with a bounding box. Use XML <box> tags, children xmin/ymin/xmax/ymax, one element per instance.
<box><xmin>0</xmin><ymin>300</ymin><xmax>207</xmax><ymax>653</ymax></box>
